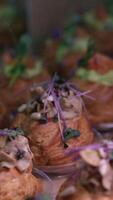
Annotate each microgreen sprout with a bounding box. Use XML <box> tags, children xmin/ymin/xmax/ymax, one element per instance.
<box><xmin>65</xmin><ymin>140</ymin><xmax>113</xmax><ymax>158</ymax></box>
<box><xmin>40</xmin><ymin>75</ymin><xmax>93</xmax><ymax>147</ymax></box>
<box><xmin>0</xmin><ymin>128</ymin><xmax>24</xmax><ymax>139</ymax></box>
<box><xmin>4</xmin><ymin>35</ymin><xmax>31</xmax><ymax>86</ymax></box>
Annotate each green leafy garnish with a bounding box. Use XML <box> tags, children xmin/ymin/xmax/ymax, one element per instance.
<box><xmin>8</xmin><ymin>63</ymin><xmax>25</xmax><ymax>86</ymax></box>
<box><xmin>64</xmin><ymin>128</ymin><xmax>80</xmax><ymax>142</ymax></box>
<box><xmin>4</xmin><ymin>35</ymin><xmax>31</xmax><ymax>86</ymax></box>
<box><xmin>79</xmin><ymin>39</ymin><xmax>95</xmax><ymax>67</ymax></box>
<box><xmin>7</xmin><ymin>128</ymin><xmax>24</xmax><ymax>140</ymax></box>
<box><xmin>76</xmin><ymin>68</ymin><xmax>113</xmax><ymax>86</ymax></box>
<box><xmin>16</xmin><ymin>35</ymin><xmax>31</xmax><ymax>59</ymax></box>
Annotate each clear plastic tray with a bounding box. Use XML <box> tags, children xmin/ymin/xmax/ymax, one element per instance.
<box><xmin>96</xmin><ymin>123</ymin><xmax>113</xmax><ymax>131</ymax></box>
<box><xmin>32</xmin><ymin>167</ymin><xmax>54</xmax><ymax>199</ymax></box>
<box><xmin>35</xmin><ymin>162</ymin><xmax>77</xmax><ymax>177</ymax></box>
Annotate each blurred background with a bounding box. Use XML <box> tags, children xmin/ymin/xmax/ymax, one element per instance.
<box><xmin>0</xmin><ymin>0</ymin><xmax>110</xmax><ymax>51</ymax></box>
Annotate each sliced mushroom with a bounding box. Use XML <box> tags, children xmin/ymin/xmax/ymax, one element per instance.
<box><xmin>30</xmin><ymin>112</ymin><xmax>41</xmax><ymax>120</ymax></box>
<box><xmin>62</xmin><ymin>111</ymin><xmax>77</xmax><ymax>119</ymax></box>
<box><xmin>80</xmin><ymin>149</ymin><xmax>101</xmax><ymax>167</ymax></box>
<box><xmin>18</xmin><ymin>104</ymin><xmax>27</xmax><ymax>112</ymax></box>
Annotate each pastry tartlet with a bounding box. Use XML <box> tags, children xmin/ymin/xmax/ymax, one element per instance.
<box><xmin>57</xmin><ymin>139</ymin><xmax>113</xmax><ymax>200</ymax></box>
<box><xmin>13</xmin><ymin>75</ymin><xmax>93</xmax><ymax>167</ymax></box>
<box><xmin>83</xmin><ymin>6</ymin><xmax>113</xmax><ymax>55</ymax></box>
<box><xmin>0</xmin><ymin>45</ymin><xmax>49</xmax><ymax>121</ymax></box>
<box><xmin>0</xmin><ymin>128</ymin><xmax>42</xmax><ymax>200</ymax></box>
<box><xmin>72</xmin><ymin>53</ymin><xmax>113</xmax><ymax>127</ymax></box>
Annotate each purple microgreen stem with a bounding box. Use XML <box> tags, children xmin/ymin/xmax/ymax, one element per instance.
<box><xmin>76</xmin><ymin>90</ymin><xmax>95</xmax><ymax>100</ymax></box>
<box><xmin>65</xmin><ymin>141</ymin><xmax>113</xmax><ymax>155</ymax></box>
<box><xmin>46</xmin><ymin>75</ymin><xmax>68</xmax><ymax>142</ymax></box>
<box><xmin>50</xmin><ymin>86</ymin><xmax>66</xmax><ymax>141</ymax></box>
<box><xmin>43</xmin><ymin>75</ymin><xmax>95</xmax><ymax>145</ymax></box>
<box><xmin>65</xmin><ymin>82</ymin><xmax>94</xmax><ymax>114</ymax></box>
<box><xmin>0</xmin><ymin>129</ymin><xmax>9</xmax><ymax>136</ymax></box>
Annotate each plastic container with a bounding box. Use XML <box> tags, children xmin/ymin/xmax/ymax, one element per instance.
<box><xmin>37</xmin><ymin>162</ymin><xmax>77</xmax><ymax>177</ymax></box>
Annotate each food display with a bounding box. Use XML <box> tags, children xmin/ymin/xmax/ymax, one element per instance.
<box><xmin>1</xmin><ymin>1</ymin><xmax>113</xmax><ymax>199</ymax></box>
<box><xmin>0</xmin><ymin>128</ymin><xmax>42</xmax><ymax>200</ymax></box>
<box><xmin>13</xmin><ymin>75</ymin><xmax>93</xmax><ymax>167</ymax></box>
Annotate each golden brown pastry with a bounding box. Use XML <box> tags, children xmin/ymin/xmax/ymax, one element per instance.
<box><xmin>0</xmin><ymin>102</ymin><xmax>8</xmax><ymax>128</ymax></box>
<box><xmin>57</xmin><ymin>139</ymin><xmax>113</xmax><ymax>200</ymax></box>
<box><xmin>0</xmin><ymin>128</ymin><xmax>42</xmax><ymax>200</ymax></box>
<box><xmin>13</xmin><ymin>75</ymin><xmax>94</xmax><ymax>167</ymax></box>
<box><xmin>72</xmin><ymin>53</ymin><xmax>113</xmax><ymax>127</ymax></box>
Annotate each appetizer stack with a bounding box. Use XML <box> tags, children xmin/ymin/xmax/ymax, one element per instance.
<box><xmin>0</xmin><ymin>128</ymin><xmax>42</xmax><ymax>200</ymax></box>
<box><xmin>13</xmin><ymin>75</ymin><xmax>93</xmax><ymax>167</ymax></box>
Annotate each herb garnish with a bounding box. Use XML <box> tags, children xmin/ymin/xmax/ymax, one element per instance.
<box><xmin>64</xmin><ymin>128</ymin><xmax>80</xmax><ymax>142</ymax></box>
<box><xmin>78</xmin><ymin>39</ymin><xmax>95</xmax><ymax>67</ymax></box>
<box><xmin>4</xmin><ymin>35</ymin><xmax>31</xmax><ymax>86</ymax></box>
<box><xmin>0</xmin><ymin>128</ymin><xmax>24</xmax><ymax>140</ymax></box>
